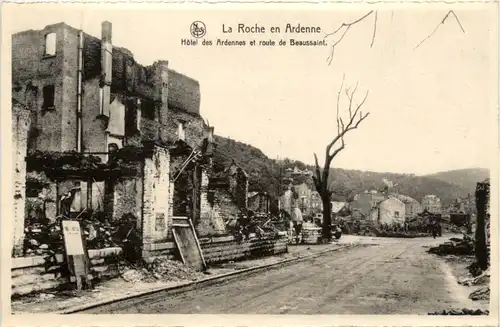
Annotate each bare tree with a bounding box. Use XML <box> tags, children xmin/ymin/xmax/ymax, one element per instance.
<box><xmin>313</xmin><ymin>75</ymin><xmax>370</xmax><ymax>241</ymax></box>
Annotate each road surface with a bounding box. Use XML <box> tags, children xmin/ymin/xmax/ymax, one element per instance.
<box><xmin>82</xmin><ymin>237</ymin><xmax>479</xmax><ymax>314</ymax></box>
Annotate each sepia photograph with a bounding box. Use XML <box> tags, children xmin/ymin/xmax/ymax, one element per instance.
<box><xmin>1</xmin><ymin>2</ymin><xmax>498</xmax><ymax>326</ymax></box>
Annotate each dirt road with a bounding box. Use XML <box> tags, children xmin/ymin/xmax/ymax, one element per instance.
<box><xmin>83</xmin><ymin>237</ymin><xmax>481</xmax><ymax>314</ymax></box>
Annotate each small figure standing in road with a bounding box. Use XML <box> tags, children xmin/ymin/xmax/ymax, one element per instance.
<box><xmin>291</xmin><ymin>207</ymin><xmax>303</xmax><ymax>244</ymax></box>
<box><xmin>333</xmin><ymin>225</ymin><xmax>342</xmax><ymax>241</ymax></box>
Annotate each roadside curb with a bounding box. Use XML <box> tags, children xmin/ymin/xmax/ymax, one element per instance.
<box><xmin>56</xmin><ymin>243</ymin><xmax>356</xmax><ymax>314</ymax></box>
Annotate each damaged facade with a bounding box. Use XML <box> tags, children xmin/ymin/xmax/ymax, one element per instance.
<box><xmin>12</xmin><ymin>21</ymin><xmax>249</xmax><ymax>259</ymax></box>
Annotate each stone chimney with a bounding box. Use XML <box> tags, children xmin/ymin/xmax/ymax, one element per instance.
<box><xmin>155</xmin><ymin>60</ymin><xmax>169</xmax><ymax>141</ymax></box>
<box><xmin>100</xmin><ymin>21</ymin><xmax>112</xmax><ymax>117</ymax></box>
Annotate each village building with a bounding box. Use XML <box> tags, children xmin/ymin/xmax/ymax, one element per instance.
<box><xmin>392</xmin><ymin>194</ymin><xmax>423</xmax><ymax>218</ymax></box>
<box><xmin>350</xmin><ymin>190</ymin><xmax>387</xmax><ymax>220</ymax></box>
<box><xmin>371</xmin><ymin>197</ymin><xmax>406</xmax><ymax>226</ymax></box>
<box><xmin>422</xmin><ymin>194</ymin><xmax>442</xmax><ymax>214</ymax></box>
<box><xmin>310</xmin><ymin>191</ymin><xmax>323</xmax><ymax>212</ymax></box>
<box><xmin>331</xmin><ymin>201</ymin><xmax>348</xmax><ymax>217</ymax></box>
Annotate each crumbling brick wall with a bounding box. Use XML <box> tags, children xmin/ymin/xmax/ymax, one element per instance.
<box><xmin>168</xmin><ymin>69</ymin><xmax>201</xmax><ymax>115</ymax></box>
<box><xmin>197</xmin><ymin>170</ymin><xmax>227</xmax><ymax>237</ymax></box>
<box><xmin>142</xmin><ymin>146</ymin><xmax>171</xmax><ymax>244</ymax></box>
<box><xmin>108</xmin><ymin>178</ymin><xmax>143</xmax><ymax>228</ymax></box>
<box><xmin>12</xmin><ymin>24</ymin><xmax>67</xmax><ymax>152</ymax></box>
<box><xmin>12</xmin><ymin>103</ymin><xmax>31</xmax><ymax>256</ymax></box>
<box><xmin>13</xmin><ymin>22</ymin><xmax>201</xmax><ymax>155</ymax></box>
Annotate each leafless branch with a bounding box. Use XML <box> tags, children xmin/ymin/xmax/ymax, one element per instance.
<box><xmin>326</xmin><ymin>80</ymin><xmax>370</xmax><ymax>160</ymax></box>
<box><xmin>414</xmin><ymin>10</ymin><xmax>466</xmax><ymax>50</ymax></box>
<box><xmin>371</xmin><ymin>10</ymin><xmax>378</xmax><ymax>48</ymax></box>
<box><xmin>336</xmin><ymin>74</ymin><xmax>345</xmax><ymax>135</ymax></box>
<box><xmin>324</xmin><ymin>11</ymin><xmax>375</xmax><ymax>65</ymax></box>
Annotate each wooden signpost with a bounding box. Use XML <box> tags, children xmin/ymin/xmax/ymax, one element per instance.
<box><xmin>61</xmin><ymin>220</ymin><xmax>92</xmax><ymax>290</ymax></box>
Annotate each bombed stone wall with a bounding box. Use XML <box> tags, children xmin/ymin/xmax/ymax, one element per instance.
<box><xmin>168</xmin><ymin>69</ymin><xmax>201</xmax><ymax>115</ymax></box>
<box><xmin>109</xmin><ymin>178</ymin><xmax>143</xmax><ymax>225</ymax></box>
<box><xmin>197</xmin><ymin>171</ymin><xmax>227</xmax><ymax>237</ymax></box>
<box><xmin>12</xmin><ymin>102</ymin><xmax>32</xmax><ymax>256</ymax></box>
<box><xmin>12</xmin><ymin>25</ymin><xmax>68</xmax><ymax>152</ymax></box>
<box><xmin>12</xmin><ymin>24</ymin><xmax>65</xmax><ymax>81</ymax></box>
<box><xmin>142</xmin><ymin>146</ymin><xmax>171</xmax><ymax>244</ymax></box>
<box><xmin>11</xmin><ymin>247</ymin><xmax>123</xmax><ymax>296</ymax></box>
<box><xmin>211</xmin><ymin>189</ymin><xmax>240</xmax><ymax>225</ymax></box>
<box><xmin>13</xmin><ymin>22</ymin><xmax>201</xmax><ymax>154</ymax></box>
<box><xmin>81</xmin><ymin>77</ymin><xmax>108</xmax><ymax>153</ymax></box>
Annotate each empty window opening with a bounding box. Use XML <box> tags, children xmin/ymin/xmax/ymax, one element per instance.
<box><xmin>44</xmin><ymin>33</ymin><xmax>56</xmax><ymax>56</ymax></box>
<box><xmin>141</xmin><ymin>99</ymin><xmax>155</xmax><ymax>120</ymax></box>
<box><xmin>99</xmin><ymin>88</ymin><xmax>104</xmax><ymax>115</ymax></box>
<box><xmin>42</xmin><ymin>85</ymin><xmax>55</xmax><ymax>109</ymax></box>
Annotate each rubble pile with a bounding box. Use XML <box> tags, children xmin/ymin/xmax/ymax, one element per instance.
<box><xmin>427</xmin><ymin>234</ymin><xmax>474</xmax><ymax>256</ymax></box>
<box><xmin>23</xmin><ymin>219</ymin><xmax>64</xmax><ymax>256</ymax></box>
<box><xmin>23</xmin><ymin>212</ymin><xmax>137</xmax><ymax>257</ymax></box>
<box><xmin>80</xmin><ymin>215</ymin><xmax>118</xmax><ymax>249</ymax></box>
<box><xmin>428</xmin><ymin>309</ymin><xmax>489</xmax><ymax>315</ymax></box>
<box><xmin>469</xmin><ymin>287</ymin><xmax>490</xmax><ymax>301</ymax></box>
<box><xmin>458</xmin><ymin>269</ymin><xmax>490</xmax><ymax>286</ymax></box>
<box><xmin>119</xmin><ymin>258</ymin><xmax>204</xmax><ymax>284</ymax></box>
<box><xmin>149</xmin><ymin>257</ymin><xmax>202</xmax><ymax>281</ymax></box>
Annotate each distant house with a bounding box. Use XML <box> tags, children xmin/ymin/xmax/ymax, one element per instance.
<box><xmin>372</xmin><ymin>197</ymin><xmax>406</xmax><ymax>226</ymax></box>
<box><xmin>350</xmin><ymin>191</ymin><xmax>387</xmax><ymax>220</ymax></box>
<box><xmin>310</xmin><ymin>191</ymin><xmax>323</xmax><ymax>213</ymax></box>
<box><xmin>392</xmin><ymin>194</ymin><xmax>423</xmax><ymax>218</ymax></box>
<box><xmin>422</xmin><ymin>194</ymin><xmax>442</xmax><ymax>214</ymax></box>
<box><xmin>331</xmin><ymin>201</ymin><xmax>348</xmax><ymax>217</ymax></box>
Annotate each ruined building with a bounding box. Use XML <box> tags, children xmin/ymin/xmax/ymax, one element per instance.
<box><xmin>422</xmin><ymin>194</ymin><xmax>442</xmax><ymax>214</ymax></box>
<box><xmin>12</xmin><ymin>21</ymin><xmax>248</xmax><ymax>257</ymax></box>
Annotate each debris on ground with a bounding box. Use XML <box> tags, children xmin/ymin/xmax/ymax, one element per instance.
<box><xmin>427</xmin><ymin>234</ymin><xmax>474</xmax><ymax>256</ymax></box>
<box><xmin>428</xmin><ymin>308</ymin><xmax>489</xmax><ymax>315</ymax></box>
<box><xmin>469</xmin><ymin>286</ymin><xmax>490</xmax><ymax>301</ymax></box>
<box><xmin>119</xmin><ymin>258</ymin><xmax>203</xmax><ymax>283</ymax></box>
<box><xmin>458</xmin><ymin>268</ymin><xmax>490</xmax><ymax>286</ymax></box>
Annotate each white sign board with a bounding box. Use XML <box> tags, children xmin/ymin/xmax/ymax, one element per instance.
<box><xmin>62</xmin><ymin>220</ymin><xmax>85</xmax><ymax>255</ymax></box>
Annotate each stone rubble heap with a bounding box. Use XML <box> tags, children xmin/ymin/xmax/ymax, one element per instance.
<box><xmin>428</xmin><ymin>308</ymin><xmax>489</xmax><ymax>315</ymax></box>
<box><xmin>469</xmin><ymin>287</ymin><xmax>490</xmax><ymax>301</ymax></box>
<box><xmin>427</xmin><ymin>235</ymin><xmax>474</xmax><ymax>256</ymax></box>
<box><xmin>119</xmin><ymin>257</ymin><xmax>204</xmax><ymax>284</ymax></box>
<box><xmin>458</xmin><ymin>268</ymin><xmax>490</xmax><ymax>287</ymax></box>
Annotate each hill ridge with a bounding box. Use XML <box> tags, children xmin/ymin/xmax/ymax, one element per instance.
<box><xmin>211</xmin><ymin>135</ymin><xmax>489</xmax><ymax>207</ymax></box>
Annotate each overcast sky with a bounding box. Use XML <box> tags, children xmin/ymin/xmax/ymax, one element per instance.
<box><xmin>5</xmin><ymin>4</ymin><xmax>497</xmax><ymax>175</ymax></box>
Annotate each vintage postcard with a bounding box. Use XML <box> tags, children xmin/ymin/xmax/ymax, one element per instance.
<box><xmin>1</xmin><ymin>2</ymin><xmax>498</xmax><ymax>327</ymax></box>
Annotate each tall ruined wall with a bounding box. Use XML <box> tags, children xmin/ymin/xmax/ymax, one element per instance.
<box><xmin>211</xmin><ymin>189</ymin><xmax>240</xmax><ymax>225</ymax></box>
<box><xmin>143</xmin><ymin>146</ymin><xmax>171</xmax><ymax>243</ymax></box>
<box><xmin>12</xmin><ymin>103</ymin><xmax>32</xmax><ymax>256</ymax></box>
<box><xmin>167</xmin><ymin>107</ymin><xmax>206</xmax><ymax>149</ymax></box>
<box><xmin>197</xmin><ymin>171</ymin><xmax>227</xmax><ymax>237</ymax></box>
<box><xmin>12</xmin><ymin>24</ymin><xmax>67</xmax><ymax>152</ymax></box>
<box><xmin>13</xmin><ymin>23</ymin><xmax>202</xmax><ymax>154</ymax></box>
<box><xmin>168</xmin><ymin>69</ymin><xmax>200</xmax><ymax>115</ymax></box>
